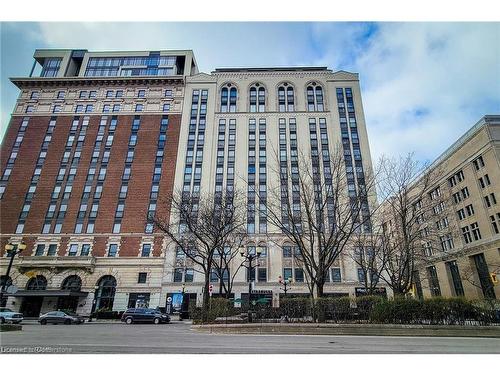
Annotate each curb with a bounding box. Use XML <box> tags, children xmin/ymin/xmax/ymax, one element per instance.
<box><xmin>192</xmin><ymin>323</ymin><xmax>500</xmax><ymax>338</ymax></box>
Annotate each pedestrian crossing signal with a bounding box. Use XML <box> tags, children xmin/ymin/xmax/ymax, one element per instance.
<box><xmin>491</xmin><ymin>273</ymin><xmax>498</xmax><ymax>285</ymax></box>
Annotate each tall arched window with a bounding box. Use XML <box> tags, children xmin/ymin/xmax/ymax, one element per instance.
<box><xmin>306</xmin><ymin>82</ymin><xmax>324</xmax><ymax>111</ymax></box>
<box><xmin>220</xmin><ymin>84</ymin><xmax>237</xmax><ymax>113</ymax></box>
<box><xmin>95</xmin><ymin>275</ymin><xmax>116</xmax><ymax>311</ymax></box>
<box><xmin>249</xmin><ymin>84</ymin><xmax>265</xmax><ymax>112</ymax></box>
<box><xmin>278</xmin><ymin>83</ymin><xmax>295</xmax><ymax>112</ymax></box>
<box><xmin>26</xmin><ymin>275</ymin><xmax>47</xmax><ymax>290</ymax></box>
<box><xmin>61</xmin><ymin>275</ymin><xmax>82</xmax><ymax>291</ymax></box>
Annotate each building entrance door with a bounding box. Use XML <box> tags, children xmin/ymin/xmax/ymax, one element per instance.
<box><xmin>57</xmin><ymin>296</ymin><xmax>79</xmax><ymax>312</ymax></box>
<box><xmin>20</xmin><ymin>296</ymin><xmax>44</xmax><ymax>317</ymax></box>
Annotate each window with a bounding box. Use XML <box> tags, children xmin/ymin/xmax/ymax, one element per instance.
<box><xmin>135</xmin><ymin>104</ymin><xmax>144</xmax><ymax>112</ymax></box>
<box><xmin>257</xmin><ymin>268</ymin><xmax>267</xmax><ymax>282</ymax></box>
<box><xmin>173</xmin><ymin>268</ymin><xmax>183</xmax><ymax>282</ymax></box>
<box><xmin>163</xmin><ymin>103</ymin><xmax>170</xmax><ymax>112</ymax></box>
<box><xmin>112</xmin><ymin>104</ymin><xmax>120</xmax><ymax>112</ymax></box>
<box><xmin>47</xmin><ymin>244</ymin><xmax>57</xmax><ymax>256</ymax></box>
<box><xmin>25</xmin><ymin>105</ymin><xmax>35</xmax><ymax>113</ymax></box>
<box><xmin>440</xmin><ymin>234</ymin><xmax>454</xmax><ymax>251</ymax></box>
<box><xmin>220</xmin><ymin>85</ymin><xmax>237</xmax><ymax>112</ymax></box>
<box><xmin>294</xmin><ymin>268</ymin><xmax>304</xmax><ymax>282</ymax></box>
<box><xmin>427</xmin><ymin>265</ymin><xmax>441</xmax><ymax>297</ymax></box>
<box><xmin>331</xmin><ymin>268</ymin><xmax>342</xmax><ymax>282</ymax></box>
<box><xmin>53</xmin><ymin>105</ymin><xmax>62</xmax><ymax>113</ymax></box>
<box><xmin>472</xmin><ymin>253</ymin><xmax>496</xmax><ymax>299</ymax></box>
<box><xmin>462</xmin><ymin>225</ymin><xmax>472</xmax><ymax>244</ymax></box>
<box><xmin>57</xmin><ymin>91</ymin><xmax>65</xmax><ymax>99</ymax></box>
<box><xmin>81</xmin><ymin>244</ymin><xmax>91</xmax><ymax>256</ymax></box>
<box><xmin>357</xmin><ymin>268</ymin><xmax>366</xmax><ymax>282</ymax></box>
<box><xmin>472</xmin><ymin>155</ymin><xmax>485</xmax><ymax>170</ymax></box>
<box><xmin>471</xmin><ymin>222</ymin><xmax>481</xmax><ymax>241</ymax></box>
<box><xmin>35</xmin><ymin>244</ymin><xmax>45</xmax><ymax>256</ymax></box>
<box><xmin>85</xmin><ymin>104</ymin><xmax>94</xmax><ymax>113</ymax></box>
<box><xmin>283</xmin><ymin>268</ymin><xmax>292</xmax><ymax>281</ymax></box>
<box><xmin>108</xmin><ymin>244</ymin><xmax>118</xmax><ymax>257</ymax></box>
<box><xmin>165</xmin><ymin>89</ymin><xmax>173</xmax><ymax>97</ymax></box>
<box><xmin>41</xmin><ymin>58</ymin><xmax>61</xmax><ymax>77</ymax></box>
<box><xmin>282</xmin><ymin>246</ymin><xmax>292</xmax><ymax>258</ymax></box>
<box><xmin>484</xmin><ymin>193</ymin><xmax>497</xmax><ymax>208</ymax></box>
<box><xmin>141</xmin><ymin>244</ymin><xmax>151</xmax><ymax>257</ymax></box>
<box><xmin>465</xmin><ymin>204</ymin><xmax>475</xmax><ymax>216</ymax></box>
<box><xmin>185</xmin><ymin>268</ymin><xmax>194</xmax><ymax>282</ymax></box>
<box><xmin>68</xmin><ymin>244</ymin><xmax>79</xmax><ymax>256</ymax></box>
<box><xmin>137</xmin><ymin>89</ymin><xmax>146</xmax><ymax>98</ymax></box>
<box><xmin>491</xmin><ymin>213</ymin><xmax>500</xmax><ymax>234</ymax></box>
<box><xmin>138</xmin><ymin>272</ymin><xmax>147</xmax><ymax>284</ymax></box>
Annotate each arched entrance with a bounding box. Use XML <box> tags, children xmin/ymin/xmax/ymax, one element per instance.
<box><xmin>20</xmin><ymin>275</ymin><xmax>47</xmax><ymax>317</ymax></box>
<box><xmin>57</xmin><ymin>275</ymin><xmax>82</xmax><ymax>312</ymax></box>
<box><xmin>94</xmin><ymin>275</ymin><xmax>116</xmax><ymax>311</ymax></box>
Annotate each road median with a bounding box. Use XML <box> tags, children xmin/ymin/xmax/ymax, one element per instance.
<box><xmin>192</xmin><ymin>323</ymin><xmax>500</xmax><ymax>338</ymax></box>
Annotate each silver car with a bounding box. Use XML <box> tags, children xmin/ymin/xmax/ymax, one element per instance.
<box><xmin>0</xmin><ymin>307</ymin><xmax>24</xmax><ymax>324</ymax></box>
<box><xmin>39</xmin><ymin>311</ymin><xmax>85</xmax><ymax>325</ymax></box>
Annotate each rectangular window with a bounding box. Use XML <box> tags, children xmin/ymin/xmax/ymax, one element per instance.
<box><xmin>472</xmin><ymin>253</ymin><xmax>496</xmax><ymax>299</ymax></box>
<box><xmin>185</xmin><ymin>268</ymin><xmax>194</xmax><ymax>282</ymax></box>
<box><xmin>68</xmin><ymin>244</ymin><xmax>79</xmax><ymax>256</ymax></box>
<box><xmin>173</xmin><ymin>268</ymin><xmax>183</xmax><ymax>282</ymax></box>
<box><xmin>47</xmin><ymin>244</ymin><xmax>57</xmax><ymax>256</ymax></box>
<box><xmin>257</xmin><ymin>268</ymin><xmax>267</xmax><ymax>282</ymax></box>
<box><xmin>283</xmin><ymin>268</ymin><xmax>292</xmax><ymax>281</ymax></box>
<box><xmin>141</xmin><ymin>244</ymin><xmax>151</xmax><ymax>257</ymax></box>
<box><xmin>108</xmin><ymin>244</ymin><xmax>118</xmax><ymax>257</ymax></box>
<box><xmin>138</xmin><ymin>272</ymin><xmax>147</xmax><ymax>284</ymax></box>
<box><xmin>294</xmin><ymin>268</ymin><xmax>304</xmax><ymax>282</ymax></box>
<box><xmin>446</xmin><ymin>261</ymin><xmax>465</xmax><ymax>297</ymax></box>
<box><xmin>81</xmin><ymin>244</ymin><xmax>91</xmax><ymax>256</ymax></box>
<box><xmin>331</xmin><ymin>268</ymin><xmax>342</xmax><ymax>282</ymax></box>
<box><xmin>35</xmin><ymin>244</ymin><xmax>45</xmax><ymax>256</ymax></box>
<box><xmin>427</xmin><ymin>265</ymin><xmax>441</xmax><ymax>297</ymax></box>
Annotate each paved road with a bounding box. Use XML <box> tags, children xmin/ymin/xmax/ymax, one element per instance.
<box><xmin>1</xmin><ymin>321</ymin><xmax>500</xmax><ymax>354</ymax></box>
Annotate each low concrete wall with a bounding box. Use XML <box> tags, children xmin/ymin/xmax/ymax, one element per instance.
<box><xmin>192</xmin><ymin>323</ymin><xmax>500</xmax><ymax>338</ymax></box>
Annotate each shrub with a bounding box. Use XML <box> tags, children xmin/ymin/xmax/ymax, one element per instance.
<box><xmin>92</xmin><ymin>309</ymin><xmax>123</xmax><ymax>320</ymax></box>
<box><xmin>280</xmin><ymin>297</ymin><xmax>313</xmax><ymax>320</ymax></box>
<box><xmin>190</xmin><ymin>298</ymin><xmax>240</xmax><ymax>323</ymax></box>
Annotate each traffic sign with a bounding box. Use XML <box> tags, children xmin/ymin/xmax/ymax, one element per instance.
<box><xmin>209</xmin><ymin>284</ymin><xmax>213</xmax><ymax>296</ymax></box>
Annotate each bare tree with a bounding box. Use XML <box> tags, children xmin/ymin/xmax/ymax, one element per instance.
<box><xmin>262</xmin><ymin>143</ymin><xmax>378</xmax><ymax>301</ymax></box>
<box><xmin>151</xmin><ymin>188</ymin><xmax>247</xmax><ymax>322</ymax></box>
<box><xmin>348</xmin><ymin>227</ymin><xmax>390</xmax><ymax>296</ymax></box>
<box><xmin>376</xmin><ymin>153</ymin><xmax>454</xmax><ymax>297</ymax></box>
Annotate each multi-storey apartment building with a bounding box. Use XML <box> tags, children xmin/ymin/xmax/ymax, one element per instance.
<box><xmin>0</xmin><ymin>49</ymin><xmax>197</xmax><ymax>316</ymax></box>
<box><xmin>1</xmin><ymin>49</ymin><xmax>383</xmax><ymax>317</ymax></box>
<box><xmin>387</xmin><ymin>116</ymin><xmax>500</xmax><ymax>300</ymax></box>
<box><xmin>163</xmin><ymin>67</ymin><xmax>383</xmax><ymax>308</ymax></box>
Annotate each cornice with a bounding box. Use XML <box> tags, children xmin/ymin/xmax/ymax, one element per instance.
<box><xmin>10</xmin><ymin>75</ymin><xmax>185</xmax><ymax>89</ymax></box>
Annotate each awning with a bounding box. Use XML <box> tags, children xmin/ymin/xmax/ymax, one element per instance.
<box><xmin>5</xmin><ymin>290</ymin><xmax>88</xmax><ymax>298</ymax></box>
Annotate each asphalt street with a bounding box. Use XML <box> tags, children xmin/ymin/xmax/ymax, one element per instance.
<box><xmin>1</xmin><ymin>321</ymin><xmax>499</xmax><ymax>354</ymax></box>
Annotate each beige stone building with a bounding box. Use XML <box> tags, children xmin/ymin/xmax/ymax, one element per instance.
<box><xmin>162</xmin><ymin>67</ymin><xmax>387</xmax><ymax>307</ymax></box>
<box><xmin>400</xmin><ymin>115</ymin><xmax>500</xmax><ymax>300</ymax></box>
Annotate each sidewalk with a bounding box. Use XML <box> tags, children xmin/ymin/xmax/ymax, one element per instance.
<box><xmin>192</xmin><ymin>322</ymin><xmax>500</xmax><ymax>338</ymax></box>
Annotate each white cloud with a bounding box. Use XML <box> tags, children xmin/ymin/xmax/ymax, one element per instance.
<box><xmin>311</xmin><ymin>23</ymin><xmax>500</xmax><ymax>163</ymax></box>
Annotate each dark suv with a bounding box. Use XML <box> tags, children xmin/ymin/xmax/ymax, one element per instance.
<box><xmin>121</xmin><ymin>308</ymin><xmax>170</xmax><ymax>324</ymax></box>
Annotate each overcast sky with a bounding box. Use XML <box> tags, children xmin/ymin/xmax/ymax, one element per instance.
<box><xmin>1</xmin><ymin>22</ymin><xmax>499</xmax><ymax>163</ymax></box>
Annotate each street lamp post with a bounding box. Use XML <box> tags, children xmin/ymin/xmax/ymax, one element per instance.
<box><xmin>239</xmin><ymin>246</ymin><xmax>262</xmax><ymax>323</ymax></box>
<box><xmin>0</xmin><ymin>242</ymin><xmax>26</xmax><ymax>307</ymax></box>
<box><xmin>278</xmin><ymin>275</ymin><xmax>292</xmax><ymax>296</ymax></box>
<box><xmin>278</xmin><ymin>275</ymin><xmax>292</xmax><ymax>322</ymax></box>
<box><xmin>179</xmin><ymin>283</ymin><xmax>186</xmax><ymax>321</ymax></box>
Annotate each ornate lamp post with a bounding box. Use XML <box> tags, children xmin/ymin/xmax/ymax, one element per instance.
<box><xmin>278</xmin><ymin>275</ymin><xmax>293</xmax><ymax>296</ymax></box>
<box><xmin>239</xmin><ymin>246</ymin><xmax>262</xmax><ymax>323</ymax></box>
<box><xmin>0</xmin><ymin>242</ymin><xmax>26</xmax><ymax>307</ymax></box>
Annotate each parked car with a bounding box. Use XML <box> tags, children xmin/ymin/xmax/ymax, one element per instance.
<box><xmin>121</xmin><ymin>308</ymin><xmax>170</xmax><ymax>324</ymax></box>
<box><xmin>39</xmin><ymin>311</ymin><xmax>85</xmax><ymax>325</ymax></box>
<box><xmin>0</xmin><ymin>307</ymin><xmax>23</xmax><ymax>324</ymax></box>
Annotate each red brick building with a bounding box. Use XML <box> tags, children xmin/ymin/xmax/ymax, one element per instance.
<box><xmin>0</xmin><ymin>49</ymin><xmax>198</xmax><ymax>316</ymax></box>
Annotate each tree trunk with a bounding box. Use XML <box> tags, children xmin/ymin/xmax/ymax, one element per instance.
<box><xmin>202</xmin><ymin>271</ymin><xmax>211</xmax><ymax>323</ymax></box>
<box><xmin>316</xmin><ymin>282</ymin><xmax>325</xmax><ymax>298</ymax></box>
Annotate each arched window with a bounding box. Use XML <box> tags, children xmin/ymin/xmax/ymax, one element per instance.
<box><xmin>95</xmin><ymin>275</ymin><xmax>116</xmax><ymax>311</ymax></box>
<box><xmin>26</xmin><ymin>275</ymin><xmax>47</xmax><ymax>290</ymax></box>
<box><xmin>61</xmin><ymin>275</ymin><xmax>82</xmax><ymax>291</ymax></box>
<box><xmin>306</xmin><ymin>82</ymin><xmax>324</xmax><ymax>111</ymax></box>
<box><xmin>249</xmin><ymin>83</ymin><xmax>265</xmax><ymax>112</ymax></box>
<box><xmin>278</xmin><ymin>83</ymin><xmax>295</xmax><ymax>112</ymax></box>
<box><xmin>220</xmin><ymin>84</ymin><xmax>237</xmax><ymax>113</ymax></box>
